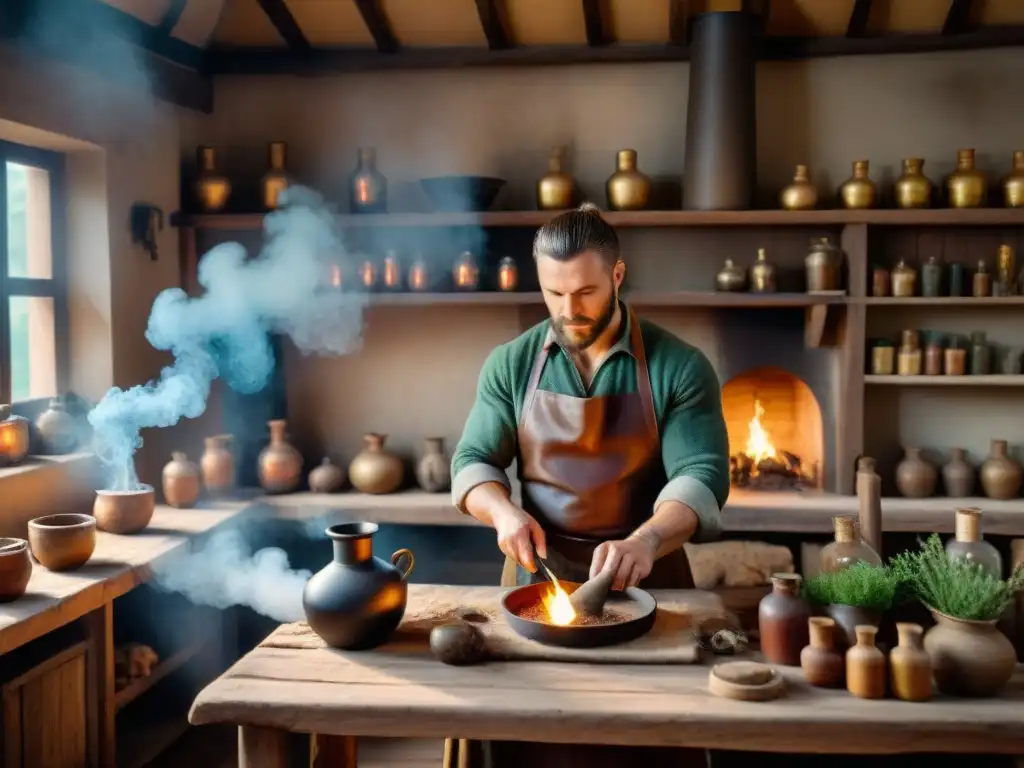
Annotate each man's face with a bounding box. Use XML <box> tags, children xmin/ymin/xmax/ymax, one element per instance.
<box><xmin>536</xmin><ymin>251</ymin><xmax>625</xmax><ymax>351</ymax></box>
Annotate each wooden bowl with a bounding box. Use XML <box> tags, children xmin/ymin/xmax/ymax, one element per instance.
<box><xmin>28</xmin><ymin>513</ymin><xmax>97</xmax><ymax>571</ymax></box>
<box><xmin>93</xmin><ymin>485</ymin><xmax>155</xmax><ymax>534</ymax></box>
<box><xmin>0</xmin><ymin>538</ymin><xmax>32</xmax><ymax>601</ymax></box>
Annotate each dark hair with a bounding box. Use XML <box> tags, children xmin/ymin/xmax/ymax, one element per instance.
<box><xmin>532</xmin><ymin>202</ymin><xmax>620</xmax><ymax>264</ymax></box>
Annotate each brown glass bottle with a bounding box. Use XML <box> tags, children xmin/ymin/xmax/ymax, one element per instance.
<box><xmin>758</xmin><ymin>573</ymin><xmax>810</xmax><ymax>666</ymax></box>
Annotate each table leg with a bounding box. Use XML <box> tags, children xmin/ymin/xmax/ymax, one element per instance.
<box><xmin>238</xmin><ymin>726</ymin><xmax>299</xmax><ymax>768</ymax></box>
<box><xmin>85</xmin><ymin>603</ymin><xmax>115</xmax><ymax>768</ymax></box>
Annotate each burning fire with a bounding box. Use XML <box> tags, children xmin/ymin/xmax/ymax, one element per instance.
<box><xmin>745</xmin><ymin>399</ymin><xmax>777</xmax><ymax>466</ymax></box>
<box><xmin>541</xmin><ymin>581</ymin><xmax>577</xmax><ymax>625</ymax></box>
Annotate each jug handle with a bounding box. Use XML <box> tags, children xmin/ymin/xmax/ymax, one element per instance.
<box><xmin>391</xmin><ymin>548</ymin><xmax>415</xmax><ymax>580</ymax></box>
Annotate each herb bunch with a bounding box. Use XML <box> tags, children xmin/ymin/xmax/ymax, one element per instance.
<box><xmin>803</xmin><ymin>561</ymin><xmax>901</xmax><ymax>611</ymax></box>
<box><xmin>889</xmin><ymin>534</ymin><xmax>1024</xmax><ymax>622</ymax></box>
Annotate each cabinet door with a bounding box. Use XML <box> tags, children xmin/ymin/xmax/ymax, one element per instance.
<box><xmin>3</xmin><ymin>642</ymin><xmax>89</xmax><ymax>768</ymax></box>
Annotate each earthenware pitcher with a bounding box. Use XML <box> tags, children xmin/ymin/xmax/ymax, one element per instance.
<box><xmin>302</xmin><ymin>522</ymin><xmax>415</xmax><ymax>650</ymax></box>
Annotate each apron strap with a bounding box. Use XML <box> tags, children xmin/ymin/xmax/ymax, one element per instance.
<box><xmin>627</xmin><ymin>309</ymin><xmax>660</xmax><ymax>449</ymax></box>
<box><xmin>520</xmin><ymin>334</ymin><xmax>553</xmax><ymax>428</ymax></box>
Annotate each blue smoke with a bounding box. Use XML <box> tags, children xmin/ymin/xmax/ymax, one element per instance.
<box><xmin>88</xmin><ymin>187</ymin><xmax>366</xmax><ymax>490</ymax></box>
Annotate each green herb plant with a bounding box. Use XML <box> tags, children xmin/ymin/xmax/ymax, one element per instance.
<box><xmin>889</xmin><ymin>534</ymin><xmax>1024</xmax><ymax>622</ymax></box>
<box><xmin>803</xmin><ymin>561</ymin><xmax>901</xmax><ymax>611</ymax></box>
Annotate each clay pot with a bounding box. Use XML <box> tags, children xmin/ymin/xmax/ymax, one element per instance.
<box><xmin>800</xmin><ymin>617</ymin><xmax>844</xmax><ymax>688</ymax></box>
<box><xmin>94</xmin><ymin>486</ymin><xmax>156</xmax><ymax>534</ymax></box>
<box><xmin>28</xmin><ymin>513</ymin><xmax>96</xmax><ymax>571</ymax></box>
<box><xmin>162</xmin><ymin>452</ymin><xmax>200</xmax><ymax>509</ymax></box>
<box><xmin>258</xmin><ymin>420</ymin><xmax>302</xmax><ymax>494</ymax></box>
<box><xmin>825</xmin><ymin>604</ymin><xmax>883</xmax><ymax>650</ymax></box>
<box><xmin>0</xmin><ymin>538</ymin><xmax>32</xmax><ymax>602</ymax></box>
<box><xmin>890</xmin><ymin>622</ymin><xmax>932</xmax><ymax>702</ymax></box>
<box><xmin>34</xmin><ymin>396</ymin><xmax>80</xmax><ymax>454</ymax></box>
<box><xmin>201</xmin><ymin>435</ymin><xmax>235</xmax><ymax>497</ymax></box>
<box><xmin>757</xmin><ymin>573</ymin><xmax>810</xmax><ymax>666</ymax></box>
<box><xmin>302</xmin><ymin>522</ymin><xmax>415</xmax><ymax>650</ymax></box>
<box><xmin>845</xmin><ymin>625</ymin><xmax>886</xmax><ymax>699</ymax></box>
<box><xmin>924</xmin><ymin>608</ymin><xmax>1016</xmax><ymax>697</ymax></box>
<box><xmin>349</xmin><ymin>433</ymin><xmax>404</xmax><ymax>494</ymax></box>
<box><xmin>415</xmin><ymin>438</ymin><xmax>450</xmax><ymax>493</ymax></box>
<box><xmin>895</xmin><ymin>447</ymin><xmax>937</xmax><ymax>498</ymax></box>
<box><xmin>979</xmin><ymin>439</ymin><xmax>1022</xmax><ymax>500</ymax></box>
<box><xmin>942</xmin><ymin>448</ymin><xmax>975</xmax><ymax>497</ymax></box>
<box><xmin>309</xmin><ymin>457</ymin><xmax>346</xmax><ymax>494</ymax></box>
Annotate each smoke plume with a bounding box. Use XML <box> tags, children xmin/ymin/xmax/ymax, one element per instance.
<box><xmin>88</xmin><ymin>186</ymin><xmax>366</xmax><ymax>490</ymax></box>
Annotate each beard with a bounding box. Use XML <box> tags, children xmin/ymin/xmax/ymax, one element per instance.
<box><xmin>552</xmin><ymin>290</ymin><xmax>618</xmax><ymax>352</ymax></box>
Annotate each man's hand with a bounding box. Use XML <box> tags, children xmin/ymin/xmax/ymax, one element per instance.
<box><xmin>590</xmin><ymin>530</ymin><xmax>659</xmax><ymax>591</ymax></box>
<box><xmin>492</xmin><ymin>503</ymin><xmax>547</xmax><ymax>573</ymax></box>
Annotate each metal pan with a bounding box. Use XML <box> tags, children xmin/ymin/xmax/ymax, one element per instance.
<box><xmin>501</xmin><ymin>581</ymin><xmax>657</xmax><ymax>649</ymax></box>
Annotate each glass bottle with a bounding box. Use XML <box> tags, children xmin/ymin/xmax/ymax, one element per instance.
<box><xmin>452</xmin><ymin>251</ymin><xmax>479</xmax><ymax>291</ymax></box>
<box><xmin>945</xmin><ymin>507</ymin><xmax>1002</xmax><ymax>579</ymax></box>
<box><xmin>261</xmin><ymin>141</ymin><xmax>290</xmax><ymax>210</ymax></box>
<box><xmin>891</xmin><ymin>259</ymin><xmax>916</xmax><ymax>297</ymax></box>
<box><xmin>819</xmin><ymin>516</ymin><xmax>882</xmax><ymax>574</ymax></box>
<box><xmin>973</xmin><ymin>260</ymin><xmax>991</xmax><ymax>297</ymax></box>
<box><xmin>349</xmin><ymin>147</ymin><xmax>388</xmax><ymax>214</ymax></box>
<box><xmin>970</xmin><ymin>331</ymin><xmax>991</xmax><ymax>375</ymax></box>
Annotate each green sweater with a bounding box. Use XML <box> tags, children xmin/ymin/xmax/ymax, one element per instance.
<box><xmin>450</xmin><ymin>305</ymin><xmax>730</xmax><ymax>542</ymax></box>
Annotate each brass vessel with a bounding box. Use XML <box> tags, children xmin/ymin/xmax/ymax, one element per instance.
<box><xmin>779</xmin><ymin>164</ymin><xmax>818</xmax><ymax>210</ymax></box>
<box><xmin>262</xmin><ymin>141</ymin><xmax>290</xmax><ymax>210</ymax></box>
<box><xmin>996</xmin><ymin>244</ymin><xmax>1017</xmax><ymax>295</ymax></box>
<box><xmin>349</xmin><ymin>147</ymin><xmax>387</xmax><ymax>214</ymax></box>
<box><xmin>408</xmin><ymin>256</ymin><xmax>430</xmax><ymax>292</ymax></box>
<box><xmin>839</xmin><ymin>160</ymin><xmax>876</xmax><ymax>209</ymax></box>
<box><xmin>497</xmin><ymin>257</ymin><xmax>519</xmax><ymax>292</ymax></box>
<box><xmin>1003</xmin><ymin>150</ymin><xmax>1024</xmax><ymax>208</ymax></box>
<box><xmin>946</xmin><ymin>149</ymin><xmax>987</xmax><ymax>208</ymax></box>
<box><xmin>453</xmin><ymin>251</ymin><xmax>479</xmax><ymax>290</ymax></box>
<box><xmin>750</xmin><ymin>248</ymin><xmax>777</xmax><ymax>293</ymax></box>
<box><xmin>715</xmin><ymin>259</ymin><xmax>747</xmax><ymax>292</ymax></box>
<box><xmin>805</xmin><ymin>238</ymin><xmax>841</xmax><ymax>292</ymax></box>
<box><xmin>382</xmin><ymin>250</ymin><xmax>402</xmax><ymax>290</ymax></box>
<box><xmin>194</xmin><ymin>147</ymin><xmax>231</xmax><ymax>212</ymax></box>
<box><xmin>537</xmin><ymin>147</ymin><xmax>575</xmax><ymax>210</ymax></box>
<box><xmin>606</xmin><ymin>149</ymin><xmax>651</xmax><ymax>211</ymax></box>
<box><xmin>894</xmin><ymin>158</ymin><xmax>933</xmax><ymax>209</ymax></box>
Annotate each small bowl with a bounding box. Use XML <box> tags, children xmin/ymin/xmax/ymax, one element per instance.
<box><xmin>28</xmin><ymin>514</ymin><xmax>97</xmax><ymax>571</ymax></box>
<box><xmin>93</xmin><ymin>486</ymin><xmax>155</xmax><ymax>535</ymax></box>
<box><xmin>0</xmin><ymin>538</ymin><xmax>32</xmax><ymax>601</ymax></box>
<box><xmin>419</xmin><ymin>176</ymin><xmax>506</xmax><ymax>212</ymax></box>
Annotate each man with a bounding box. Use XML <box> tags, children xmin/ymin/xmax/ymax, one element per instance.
<box><xmin>451</xmin><ymin>202</ymin><xmax>730</xmax><ymax>591</ymax></box>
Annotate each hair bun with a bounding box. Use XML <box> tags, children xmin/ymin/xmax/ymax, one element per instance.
<box><xmin>578</xmin><ymin>202</ymin><xmax>603</xmax><ymax>214</ymax></box>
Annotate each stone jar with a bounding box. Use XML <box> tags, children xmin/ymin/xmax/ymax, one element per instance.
<box><xmin>800</xmin><ymin>617</ymin><xmax>844</xmax><ymax>688</ymax></box>
<box><xmin>34</xmin><ymin>396</ymin><xmax>80</xmax><ymax>454</ymax></box>
<box><xmin>415</xmin><ymin>438</ymin><xmax>451</xmax><ymax>493</ymax></box>
<box><xmin>890</xmin><ymin>622</ymin><xmax>932</xmax><ymax>702</ymax></box>
<box><xmin>258</xmin><ymin>420</ymin><xmax>303</xmax><ymax>494</ymax></box>
<box><xmin>846</xmin><ymin>625</ymin><xmax>886</xmax><ymax>699</ymax></box>
<box><xmin>162</xmin><ymin>452</ymin><xmax>200</xmax><ymax>509</ymax></box>
<box><xmin>924</xmin><ymin>609</ymin><xmax>1016</xmax><ymax>697</ymax></box>
<box><xmin>825</xmin><ymin>604</ymin><xmax>883</xmax><ymax>651</ymax></box>
<box><xmin>302</xmin><ymin>522</ymin><xmax>415</xmax><ymax>650</ymax></box>
<box><xmin>942</xmin><ymin>448</ymin><xmax>975</xmax><ymax>497</ymax></box>
<box><xmin>895</xmin><ymin>447</ymin><xmax>937</xmax><ymax>498</ymax></box>
<box><xmin>758</xmin><ymin>573</ymin><xmax>810</xmax><ymax>666</ymax></box>
<box><xmin>308</xmin><ymin>457</ymin><xmax>346</xmax><ymax>494</ymax></box>
<box><xmin>979</xmin><ymin>439</ymin><xmax>1022</xmax><ymax>500</ymax></box>
<box><xmin>201</xmin><ymin>435</ymin><xmax>235</xmax><ymax>497</ymax></box>
<box><xmin>349</xmin><ymin>433</ymin><xmax>404</xmax><ymax>494</ymax></box>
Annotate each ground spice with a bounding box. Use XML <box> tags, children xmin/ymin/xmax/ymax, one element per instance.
<box><xmin>516</xmin><ymin>601</ymin><xmax>628</xmax><ymax>626</ymax></box>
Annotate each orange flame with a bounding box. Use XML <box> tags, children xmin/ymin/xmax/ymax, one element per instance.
<box><xmin>745</xmin><ymin>399</ymin><xmax>777</xmax><ymax>465</ymax></box>
<box><xmin>541</xmin><ymin>581</ymin><xmax>576</xmax><ymax>625</ymax></box>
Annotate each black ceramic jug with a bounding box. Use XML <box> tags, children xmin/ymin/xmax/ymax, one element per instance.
<box><xmin>302</xmin><ymin>522</ymin><xmax>415</xmax><ymax>650</ymax></box>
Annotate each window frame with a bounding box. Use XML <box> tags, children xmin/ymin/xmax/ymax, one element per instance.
<box><xmin>0</xmin><ymin>139</ymin><xmax>69</xmax><ymax>410</ymax></box>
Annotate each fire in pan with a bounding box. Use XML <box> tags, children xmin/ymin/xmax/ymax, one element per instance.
<box><xmin>501</xmin><ymin>580</ymin><xmax>656</xmax><ymax>648</ymax></box>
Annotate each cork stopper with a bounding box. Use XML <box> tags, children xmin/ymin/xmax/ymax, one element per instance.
<box><xmin>857</xmin><ymin>456</ymin><xmax>877</xmax><ymax>474</ymax></box>
<box><xmin>771</xmin><ymin>572</ymin><xmax>802</xmax><ymax>595</ymax></box>
<box><xmin>833</xmin><ymin>516</ymin><xmax>856</xmax><ymax>543</ymax></box>
<box><xmin>954</xmin><ymin>507</ymin><xmax>982</xmax><ymax>543</ymax></box>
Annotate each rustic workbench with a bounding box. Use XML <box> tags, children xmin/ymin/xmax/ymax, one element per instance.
<box><xmin>188</xmin><ymin>584</ymin><xmax>1024</xmax><ymax>767</ymax></box>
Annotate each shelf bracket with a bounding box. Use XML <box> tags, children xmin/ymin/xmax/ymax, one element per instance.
<box><xmin>804</xmin><ymin>302</ymin><xmax>840</xmax><ymax>348</ymax></box>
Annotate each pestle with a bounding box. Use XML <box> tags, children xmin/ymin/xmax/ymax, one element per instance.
<box><xmin>568</xmin><ymin>568</ymin><xmax>616</xmax><ymax>617</ymax></box>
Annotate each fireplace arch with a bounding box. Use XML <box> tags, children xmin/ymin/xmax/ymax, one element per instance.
<box><xmin>721</xmin><ymin>366</ymin><xmax>824</xmax><ymax>491</ymax></box>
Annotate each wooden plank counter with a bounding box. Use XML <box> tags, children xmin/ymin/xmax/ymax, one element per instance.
<box><xmin>189</xmin><ymin>585</ymin><xmax>1024</xmax><ymax>763</ymax></box>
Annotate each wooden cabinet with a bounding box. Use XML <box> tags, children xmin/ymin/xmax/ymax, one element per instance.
<box><xmin>2</xmin><ymin>642</ymin><xmax>90</xmax><ymax>768</ymax></box>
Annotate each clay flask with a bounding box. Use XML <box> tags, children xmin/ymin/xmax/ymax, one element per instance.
<box><xmin>846</xmin><ymin>625</ymin><xmax>886</xmax><ymax>699</ymax></box>
<box><xmin>889</xmin><ymin>622</ymin><xmax>932</xmax><ymax>702</ymax></box>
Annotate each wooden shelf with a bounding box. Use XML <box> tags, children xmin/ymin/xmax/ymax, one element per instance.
<box><xmin>865</xmin><ymin>375</ymin><xmax>1024</xmax><ymax>386</ymax></box>
<box><xmin>864</xmin><ymin>297</ymin><xmax>1024</xmax><ymax>306</ymax></box>
<box><xmin>114</xmin><ymin>636</ymin><xmax>208</xmax><ymax>712</ymax></box>
<box><xmin>169</xmin><ymin>207</ymin><xmax>1024</xmax><ymax>231</ymax></box>
<box><xmin>365</xmin><ymin>290</ymin><xmax>846</xmax><ymax>308</ymax></box>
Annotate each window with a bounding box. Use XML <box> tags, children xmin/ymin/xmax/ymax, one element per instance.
<box><xmin>0</xmin><ymin>141</ymin><xmax>67</xmax><ymax>407</ymax></box>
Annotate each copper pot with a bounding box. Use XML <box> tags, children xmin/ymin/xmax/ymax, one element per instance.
<box><xmin>94</xmin><ymin>486</ymin><xmax>156</xmax><ymax>535</ymax></box>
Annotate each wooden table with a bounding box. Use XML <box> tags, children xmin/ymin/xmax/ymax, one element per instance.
<box><xmin>188</xmin><ymin>584</ymin><xmax>1024</xmax><ymax>767</ymax></box>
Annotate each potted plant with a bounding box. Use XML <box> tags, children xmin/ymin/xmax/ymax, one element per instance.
<box><xmin>803</xmin><ymin>562</ymin><xmax>901</xmax><ymax>649</ymax></box>
<box><xmin>890</xmin><ymin>534</ymin><xmax>1024</xmax><ymax>697</ymax></box>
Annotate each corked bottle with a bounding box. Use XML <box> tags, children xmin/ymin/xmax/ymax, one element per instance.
<box><xmin>889</xmin><ymin>623</ymin><xmax>931</xmax><ymax>702</ymax></box>
<box><xmin>945</xmin><ymin>507</ymin><xmax>1002</xmax><ymax>579</ymax></box>
<box><xmin>820</xmin><ymin>516</ymin><xmax>882</xmax><ymax>574</ymax></box>
<box><xmin>846</xmin><ymin>625</ymin><xmax>887</xmax><ymax>699</ymax></box>
<box><xmin>800</xmin><ymin>617</ymin><xmax>845</xmax><ymax>688</ymax></box>
<box><xmin>758</xmin><ymin>573</ymin><xmax>810</xmax><ymax>666</ymax></box>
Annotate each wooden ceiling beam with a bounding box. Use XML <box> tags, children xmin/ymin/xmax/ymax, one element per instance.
<box><xmin>942</xmin><ymin>0</ymin><xmax>975</xmax><ymax>35</ymax></box>
<box><xmin>846</xmin><ymin>0</ymin><xmax>872</xmax><ymax>37</ymax></box>
<box><xmin>581</xmin><ymin>0</ymin><xmax>610</xmax><ymax>47</ymax></box>
<box><xmin>355</xmin><ymin>0</ymin><xmax>399</xmax><ymax>54</ymax></box>
<box><xmin>475</xmin><ymin>0</ymin><xmax>510</xmax><ymax>50</ymax></box>
<box><xmin>255</xmin><ymin>0</ymin><xmax>309</xmax><ymax>51</ymax></box>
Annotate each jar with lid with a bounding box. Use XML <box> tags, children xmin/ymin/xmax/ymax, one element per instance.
<box><xmin>945</xmin><ymin>345</ymin><xmax>967</xmax><ymax>376</ymax></box>
<box><xmin>897</xmin><ymin>329</ymin><xmax>921</xmax><ymax>376</ymax></box>
<box><xmin>970</xmin><ymin>331</ymin><xmax>991</xmax><ymax>375</ymax></box>
<box><xmin>453</xmin><ymin>251</ymin><xmax>479</xmax><ymax>291</ymax></box>
<box><xmin>871</xmin><ymin>341</ymin><xmax>894</xmax><ymax>376</ymax></box>
<box><xmin>871</xmin><ymin>266</ymin><xmax>890</xmax><ymax>297</ymax></box>
<box><xmin>891</xmin><ymin>260</ymin><xmax>916</xmax><ymax>297</ymax></box>
<box><xmin>920</xmin><ymin>256</ymin><xmax>944</xmax><ymax>297</ymax></box>
<box><xmin>924</xmin><ymin>339</ymin><xmax>944</xmax><ymax>376</ymax></box>
<box><xmin>973</xmin><ymin>260</ymin><xmax>991</xmax><ymax>297</ymax></box>
<box><xmin>805</xmin><ymin>238</ymin><xmax>840</xmax><ymax>292</ymax></box>
<box><xmin>945</xmin><ymin>507</ymin><xmax>1002</xmax><ymax>579</ymax></box>
<box><xmin>497</xmin><ymin>257</ymin><xmax>519</xmax><ymax>292</ymax></box>
<box><xmin>819</xmin><ymin>516</ymin><xmax>882</xmax><ymax>574</ymax></box>
<box><xmin>996</xmin><ymin>244</ymin><xmax>1016</xmax><ymax>294</ymax></box>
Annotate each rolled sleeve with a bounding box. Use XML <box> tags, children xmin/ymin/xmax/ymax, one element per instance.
<box><xmin>655</xmin><ymin>476</ymin><xmax>722</xmax><ymax>542</ymax></box>
<box><xmin>452</xmin><ymin>463</ymin><xmax>512</xmax><ymax>512</ymax></box>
